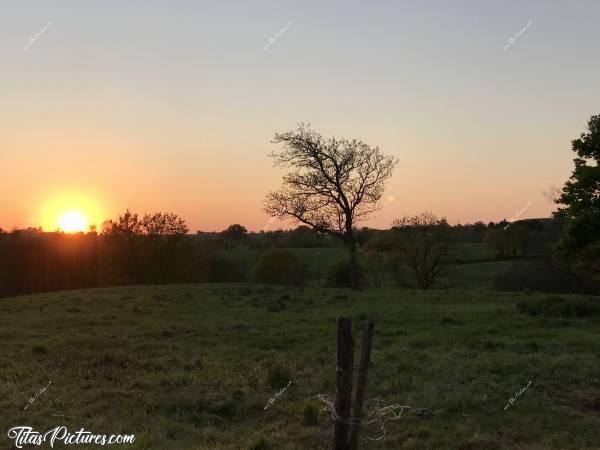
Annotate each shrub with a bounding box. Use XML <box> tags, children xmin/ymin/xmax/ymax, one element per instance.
<box><xmin>254</xmin><ymin>248</ymin><xmax>308</xmax><ymax>286</ymax></box>
<box><xmin>517</xmin><ymin>296</ymin><xmax>600</xmax><ymax>318</ymax></box>
<box><xmin>302</xmin><ymin>401</ymin><xmax>320</xmax><ymax>426</ymax></box>
<box><xmin>325</xmin><ymin>259</ymin><xmax>364</xmax><ymax>288</ymax></box>
<box><xmin>364</xmin><ymin>250</ymin><xmax>391</xmax><ymax>288</ymax></box>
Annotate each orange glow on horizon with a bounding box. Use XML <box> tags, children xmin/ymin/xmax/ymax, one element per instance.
<box><xmin>57</xmin><ymin>211</ymin><xmax>89</xmax><ymax>233</ymax></box>
<box><xmin>37</xmin><ymin>193</ymin><xmax>103</xmax><ymax>233</ymax></box>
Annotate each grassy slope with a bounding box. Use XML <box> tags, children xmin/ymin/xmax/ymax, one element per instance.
<box><xmin>221</xmin><ymin>243</ymin><xmax>511</xmax><ymax>290</ymax></box>
<box><xmin>1</xmin><ymin>285</ymin><xmax>599</xmax><ymax>449</ymax></box>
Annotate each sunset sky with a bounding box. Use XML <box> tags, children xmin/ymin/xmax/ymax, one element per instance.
<box><xmin>1</xmin><ymin>0</ymin><xmax>599</xmax><ymax>232</ymax></box>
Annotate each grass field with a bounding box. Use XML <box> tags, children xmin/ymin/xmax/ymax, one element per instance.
<box><xmin>2</xmin><ymin>284</ymin><xmax>599</xmax><ymax>449</ymax></box>
<box><xmin>221</xmin><ymin>243</ymin><xmax>510</xmax><ymax>290</ymax></box>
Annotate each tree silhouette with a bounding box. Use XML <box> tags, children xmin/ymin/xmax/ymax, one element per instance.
<box><xmin>222</xmin><ymin>224</ymin><xmax>248</xmax><ymax>248</ymax></box>
<box><xmin>101</xmin><ymin>209</ymin><xmax>143</xmax><ymax>281</ymax></box>
<box><xmin>264</xmin><ymin>123</ymin><xmax>397</xmax><ymax>288</ymax></box>
<box><xmin>141</xmin><ymin>212</ymin><xmax>189</xmax><ymax>282</ymax></box>
<box><xmin>556</xmin><ymin>114</ymin><xmax>600</xmax><ymax>279</ymax></box>
<box><xmin>101</xmin><ymin>209</ymin><xmax>142</xmax><ymax>236</ymax></box>
<box><xmin>101</xmin><ymin>210</ymin><xmax>189</xmax><ymax>283</ymax></box>
<box><xmin>392</xmin><ymin>213</ymin><xmax>450</xmax><ymax>289</ymax></box>
<box><xmin>142</xmin><ymin>212</ymin><xmax>189</xmax><ymax>236</ymax></box>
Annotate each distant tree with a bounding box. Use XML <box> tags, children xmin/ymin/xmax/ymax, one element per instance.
<box><xmin>101</xmin><ymin>209</ymin><xmax>142</xmax><ymax>236</ymax></box>
<box><xmin>142</xmin><ymin>212</ymin><xmax>189</xmax><ymax>236</ymax></box>
<box><xmin>556</xmin><ymin>114</ymin><xmax>600</xmax><ymax>279</ymax></box>
<box><xmin>254</xmin><ymin>247</ymin><xmax>308</xmax><ymax>286</ymax></box>
<box><xmin>0</xmin><ymin>229</ymin><xmax>98</xmax><ymax>297</ymax></box>
<box><xmin>222</xmin><ymin>224</ymin><xmax>248</xmax><ymax>248</ymax></box>
<box><xmin>483</xmin><ymin>225</ymin><xmax>529</xmax><ymax>258</ymax></box>
<box><xmin>483</xmin><ymin>228</ymin><xmax>503</xmax><ymax>257</ymax></box>
<box><xmin>285</xmin><ymin>225</ymin><xmax>320</xmax><ymax>247</ymax></box>
<box><xmin>355</xmin><ymin>227</ymin><xmax>376</xmax><ymax>246</ymax></box>
<box><xmin>391</xmin><ymin>213</ymin><xmax>450</xmax><ymax>289</ymax></box>
<box><xmin>264</xmin><ymin>123</ymin><xmax>397</xmax><ymax>289</ymax></box>
<box><xmin>364</xmin><ymin>249</ymin><xmax>392</xmax><ymax>288</ymax></box>
<box><xmin>473</xmin><ymin>221</ymin><xmax>487</xmax><ymax>232</ymax></box>
<box><xmin>102</xmin><ymin>209</ymin><xmax>142</xmax><ymax>236</ymax></box>
<box><xmin>141</xmin><ymin>212</ymin><xmax>189</xmax><ymax>282</ymax></box>
<box><xmin>364</xmin><ymin>232</ymin><xmax>396</xmax><ymax>252</ymax></box>
<box><xmin>325</xmin><ymin>259</ymin><xmax>364</xmax><ymax>288</ymax></box>
<box><xmin>100</xmin><ymin>210</ymin><xmax>189</xmax><ymax>283</ymax></box>
<box><xmin>101</xmin><ymin>209</ymin><xmax>143</xmax><ymax>281</ymax></box>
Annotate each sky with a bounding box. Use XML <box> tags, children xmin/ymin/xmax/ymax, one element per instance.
<box><xmin>1</xmin><ymin>0</ymin><xmax>599</xmax><ymax>232</ymax></box>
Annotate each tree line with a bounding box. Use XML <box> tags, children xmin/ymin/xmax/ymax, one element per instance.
<box><xmin>0</xmin><ymin>210</ymin><xmax>536</xmax><ymax>297</ymax></box>
<box><xmin>1</xmin><ymin>115</ymin><xmax>597</xmax><ymax>296</ymax></box>
<box><xmin>0</xmin><ymin>212</ymin><xmax>242</xmax><ymax>297</ymax></box>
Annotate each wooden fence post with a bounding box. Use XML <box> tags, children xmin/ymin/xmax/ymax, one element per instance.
<box><xmin>332</xmin><ymin>317</ymin><xmax>354</xmax><ymax>450</ymax></box>
<box><xmin>348</xmin><ymin>320</ymin><xmax>375</xmax><ymax>450</ymax></box>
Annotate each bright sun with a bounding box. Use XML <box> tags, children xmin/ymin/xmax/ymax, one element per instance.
<box><xmin>57</xmin><ymin>211</ymin><xmax>89</xmax><ymax>233</ymax></box>
<box><xmin>38</xmin><ymin>193</ymin><xmax>102</xmax><ymax>232</ymax></box>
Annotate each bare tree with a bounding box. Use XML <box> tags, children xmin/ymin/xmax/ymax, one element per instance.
<box><xmin>264</xmin><ymin>124</ymin><xmax>397</xmax><ymax>289</ymax></box>
<box><xmin>392</xmin><ymin>212</ymin><xmax>450</xmax><ymax>289</ymax></box>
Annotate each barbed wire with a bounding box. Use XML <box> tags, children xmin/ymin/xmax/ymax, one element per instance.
<box><xmin>310</xmin><ymin>394</ymin><xmax>439</xmax><ymax>441</ymax></box>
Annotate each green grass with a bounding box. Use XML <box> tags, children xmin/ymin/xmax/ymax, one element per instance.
<box><xmin>447</xmin><ymin>243</ymin><xmax>497</xmax><ymax>263</ymax></box>
<box><xmin>219</xmin><ymin>244</ymin><xmax>513</xmax><ymax>290</ymax></box>
<box><xmin>442</xmin><ymin>260</ymin><xmax>514</xmax><ymax>290</ymax></box>
<box><xmin>2</xmin><ymin>285</ymin><xmax>599</xmax><ymax>449</ymax></box>
<box><xmin>218</xmin><ymin>247</ymin><xmax>346</xmax><ymax>276</ymax></box>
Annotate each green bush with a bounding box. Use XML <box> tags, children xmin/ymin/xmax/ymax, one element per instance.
<box><xmin>302</xmin><ymin>401</ymin><xmax>320</xmax><ymax>426</ymax></box>
<box><xmin>517</xmin><ymin>296</ymin><xmax>600</xmax><ymax>318</ymax></box>
<box><xmin>325</xmin><ymin>259</ymin><xmax>364</xmax><ymax>288</ymax></box>
<box><xmin>254</xmin><ymin>247</ymin><xmax>308</xmax><ymax>286</ymax></box>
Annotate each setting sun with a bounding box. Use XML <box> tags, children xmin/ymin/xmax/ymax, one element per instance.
<box><xmin>36</xmin><ymin>193</ymin><xmax>103</xmax><ymax>233</ymax></box>
<box><xmin>57</xmin><ymin>211</ymin><xmax>89</xmax><ymax>233</ymax></box>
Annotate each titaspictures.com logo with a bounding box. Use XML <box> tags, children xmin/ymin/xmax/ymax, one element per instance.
<box><xmin>7</xmin><ymin>426</ymin><xmax>135</xmax><ymax>448</ymax></box>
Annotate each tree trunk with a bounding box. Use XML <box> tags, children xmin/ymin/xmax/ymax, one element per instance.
<box><xmin>349</xmin><ymin>240</ymin><xmax>359</xmax><ymax>289</ymax></box>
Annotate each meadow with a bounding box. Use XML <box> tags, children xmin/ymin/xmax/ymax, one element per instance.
<box><xmin>2</xmin><ymin>283</ymin><xmax>599</xmax><ymax>449</ymax></box>
<box><xmin>219</xmin><ymin>242</ymin><xmax>516</xmax><ymax>290</ymax></box>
